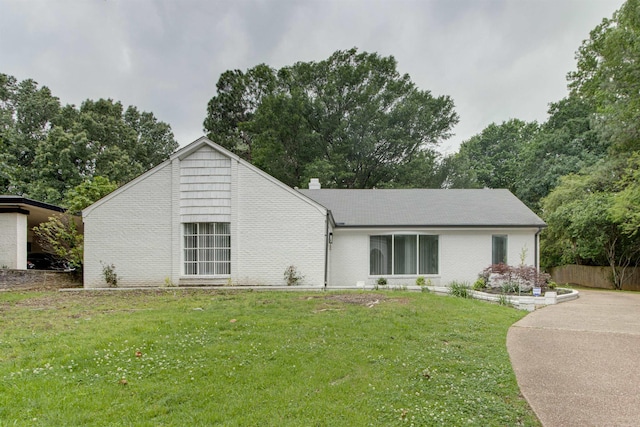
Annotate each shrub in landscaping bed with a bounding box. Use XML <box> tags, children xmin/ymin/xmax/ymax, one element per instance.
<box><xmin>479</xmin><ymin>263</ymin><xmax>552</xmax><ymax>293</ymax></box>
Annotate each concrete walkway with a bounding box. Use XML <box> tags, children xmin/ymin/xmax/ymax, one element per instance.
<box><xmin>507</xmin><ymin>290</ymin><xmax>640</xmax><ymax>426</ymax></box>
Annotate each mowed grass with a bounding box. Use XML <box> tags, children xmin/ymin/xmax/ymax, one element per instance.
<box><xmin>0</xmin><ymin>290</ymin><xmax>540</xmax><ymax>426</ymax></box>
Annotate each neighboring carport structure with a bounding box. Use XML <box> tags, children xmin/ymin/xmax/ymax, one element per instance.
<box><xmin>0</xmin><ymin>196</ymin><xmax>78</xmax><ymax>269</ymax></box>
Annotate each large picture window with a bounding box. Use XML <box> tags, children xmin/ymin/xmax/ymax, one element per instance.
<box><xmin>492</xmin><ymin>234</ymin><xmax>508</xmax><ymax>265</ymax></box>
<box><xmin>184</xmin><ymin>223</ymin><xmax>230</xmax><ymax>275</ymax></box>
<box><xmin>370</xmin><ymin>234</ymin><xmax>438</xmax><ymax>275</ymax></box>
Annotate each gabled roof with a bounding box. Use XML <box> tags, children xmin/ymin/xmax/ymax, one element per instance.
<box><xmin>297</xmin><ymin>188</ymin><xmax>546</xmax><ymax>228</ymax></box>
<box><xmin>84</xmin><ymin>137</ymin><xmax>328</xmax><ymax>218</ymax></box>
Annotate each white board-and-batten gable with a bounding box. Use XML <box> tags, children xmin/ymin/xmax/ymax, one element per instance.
<box><xmin>179</xmin><ymin>145</ymin><xmax>231</xmax><ymax>223</ymax></box>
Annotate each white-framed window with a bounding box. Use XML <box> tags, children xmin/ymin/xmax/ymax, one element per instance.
<box><xmin>183</xmin><ymin>222</ymin><xmax>230</xmax><ymax>275</ymax></box>
<box><xmin>492</xmin><ymin>234</ymin><xmax>508</xmax><ymax>264</ymax></box>
<box><xmin>370</xmin><ymin>234</ymin><xmax>438</xmax><ymax>275</ymax></box>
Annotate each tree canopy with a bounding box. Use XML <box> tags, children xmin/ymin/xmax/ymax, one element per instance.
<box><xmin>568</xmin><ymin>0</ymin><xmax>640</xmax><ymax>153</ymax></box>
<box><xmin>444</xmin><ymin>119</ymin><xmax>539</xmax><ymax>193</ymax></box>
<box><xmin>516</xmin><ymin>95</ymin><xmax>609</xmax><ymax>210</ymax></box>
<box><xmin>0</xmin><ymin>73</ymin><xmax>178</xmax><ymax>207</ymax></box>
<box><xmin>540</xmin><ymin>157</ymin><xmax>640</xmax><ymax>288</ymax></box>
<box><xmin>204</xmin><ymin>48</ymin><xmax>458</xmax><ymax>189</ymax></box>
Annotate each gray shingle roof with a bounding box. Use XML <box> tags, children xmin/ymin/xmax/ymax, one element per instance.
<box><xmin>298</xmin><ymin>189</ymin><xmax>546</xmax><ymax>228</ymax></box>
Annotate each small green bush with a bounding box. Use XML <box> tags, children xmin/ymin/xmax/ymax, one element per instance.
<box><xmin>472</xmin><ymin>277</ymin><xmax>487</xmax><ymax>290</ymax></box>
<box><xmin>377</xmin><ymin>277</ymin><xmax>388</xmax><ymax>286</ymax></box>
<box><xmin>448</xmin><ymin>281</ymin><xmax>471</xmax><ymax>298</ymax></box>
<box><xmin>101</xmin><ymin>262</ymin><xmax>118</xmax><ymax>287</ymax></box>
<box><xmin>417</xmin><ymin>276</ymin><xmax>432</xmax><ymax>292</ymax></box>
<box><xmin>284</xmin><ymin>265</ymin><xmax>304</xmax><ymax>286</ymax></box>
<box><xmin>501</xmin><ymin>282</ymin><xmax>519</xmax><ymax>294</ymax></box>
<box><xmin>548</xmin><ymin>281</ymin><xmax>557</xmax><ymax>290</ymax></box>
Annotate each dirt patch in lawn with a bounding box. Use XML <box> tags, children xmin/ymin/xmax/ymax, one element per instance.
<box><xmin>307</xmin><ymin>293</ymin><xmax>412</xmax><ymax>312</ymax></box>
<box><xmin>325</xmin><ymin>293</ymin><xmax>389</xmax><ymax>305</ymax></box>
<box><xmin>11</xmin><ymin>295</ymin><xmax>63</xmax><ymax>309</ymax></box>
<box><xmin>4</xmin><ymin>289</ymin><xmax>158</xmax><ymax>309</ymax></box>
<box><xmin>325</xmin><ymin>293</ymin><xmax>411</xmax><ymax>306</ymax></box>
<box><xmin>0</xmin><ymin>269</ymin><xmax>82</xmax><ymax>291</ymax></box>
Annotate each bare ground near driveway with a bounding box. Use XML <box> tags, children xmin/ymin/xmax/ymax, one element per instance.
<box><xmin>507</xmin><ymin>290</ymin><xmax>640</xmax><ymax>427</ymax></box>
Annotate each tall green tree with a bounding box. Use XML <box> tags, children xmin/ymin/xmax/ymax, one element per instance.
<box><xmin>203</xmin><ymin>64</ymin><xmax>277</xmax><ymax>161</ymax></box>
<box><xmin>64</xmin><ymin>176</ymin><xmax>118</xmax><ymax>213</ymax></box>
<box><xmin>203</xmin><ymin>49</ymin><xmax>458</xmax><ymax>188</ymax></box>
<box><xmin>568</xmin><ymin>0</ymin><xmax>640</xmax><ymax>152</ymax></box>
<box><xmin>541</xmin><ymin>158</ymin><xmax>640</xmax><ymax>288</ymax></box>
<box><xmin>0</xmin><ymin>74</ymin><xmax>61</xmax><ymax>196</ymax></box>
<box><xmin>516</xmin><ymin>96</ymin><xmax>608</xmax><ymax>210</ymax></box>
<box><xmin>0</xmin><ymin>74</ymin><xmax>178</xmax><ymax>206</ymax></box>
<box><xmin>444</xmin><ymin>119</ymin><xmax>539</xmax><ymax>193</ymax></box>
<box><xmin>249</xmin><ymin>90</ymin><xmax>319</xmax><ymax>186</ymax></box>
<box><xmin>378</xmin><ymin>150</ymin><xmax>449</xmax><ymax>189</ymax></box>
<box><xmin>610</xmin><ymin>154</ymin><xmax>640</xmax><ymax>237</ymax></box>
<box><xmin>124</xmin><ymin>106</ymin><xmax>177</xmax><ymax>170</ymax></box>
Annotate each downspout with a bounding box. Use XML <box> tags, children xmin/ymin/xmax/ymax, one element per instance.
<box><xmin>534</xmin><ymin>227</ymin><xmax>543</xmax><ymax>270</ymax></box>
<box><xmin>324</xmin><ymin>211</ymin><xmax>330</xmax><ymax>290</ymax></box>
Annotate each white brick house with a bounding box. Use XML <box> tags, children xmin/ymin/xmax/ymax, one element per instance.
<box><xmin>83</xmin><ymin>137</ymin><xmax>546</xmax><ymax>288</ymax></box>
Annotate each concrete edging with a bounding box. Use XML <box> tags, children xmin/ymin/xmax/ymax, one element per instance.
<box><xmin>427</xmin><ymin>286</ymin><xmax>579</xmax><ymax>310</ymax></box>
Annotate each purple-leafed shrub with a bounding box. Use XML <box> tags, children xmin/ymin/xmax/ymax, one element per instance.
<box><xmin>480</xmin><ymin>263</ymin><xmax>551</xmax><ymax>292</ymax></box>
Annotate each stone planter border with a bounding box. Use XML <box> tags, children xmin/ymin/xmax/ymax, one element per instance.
<box><xmin>428</xmin><ymin>286</ymin><xmax>579</xmax><ymax>310</ymax></box>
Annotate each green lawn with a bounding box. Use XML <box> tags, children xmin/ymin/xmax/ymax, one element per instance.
<box><xmin>0</xmin><ymin>289</ymin><xmax>540</xmax><ymax>426</ymax></box>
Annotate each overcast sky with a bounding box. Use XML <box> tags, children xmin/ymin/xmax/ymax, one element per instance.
<box><xmin>0</xmin><ymin>0</ymin><xmax>623</xmax><ymax>154</ymax></box>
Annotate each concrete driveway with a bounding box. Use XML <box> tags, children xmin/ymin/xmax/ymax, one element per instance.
<box><xmin>507</xmin><ymin>290</ymin><xmax>640</xmax><ymax>427</ymax></box>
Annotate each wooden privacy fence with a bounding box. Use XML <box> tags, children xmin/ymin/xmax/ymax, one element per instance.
<box><xmin>550</xmin><ymin>265</ymin><xmax>640</xmax><ymax>291</ymax></box>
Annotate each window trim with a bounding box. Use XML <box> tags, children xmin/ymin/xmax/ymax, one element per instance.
<box><xmin>369</xmin><ymin>233</ymin><xmax>439</xmax><ymax>276</ymax></box>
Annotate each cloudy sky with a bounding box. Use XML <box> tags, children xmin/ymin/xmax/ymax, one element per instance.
<box><xmin>1</xmin><ymin>0</ymin><xmax>623</xmax><ymax>154</ymax></box>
